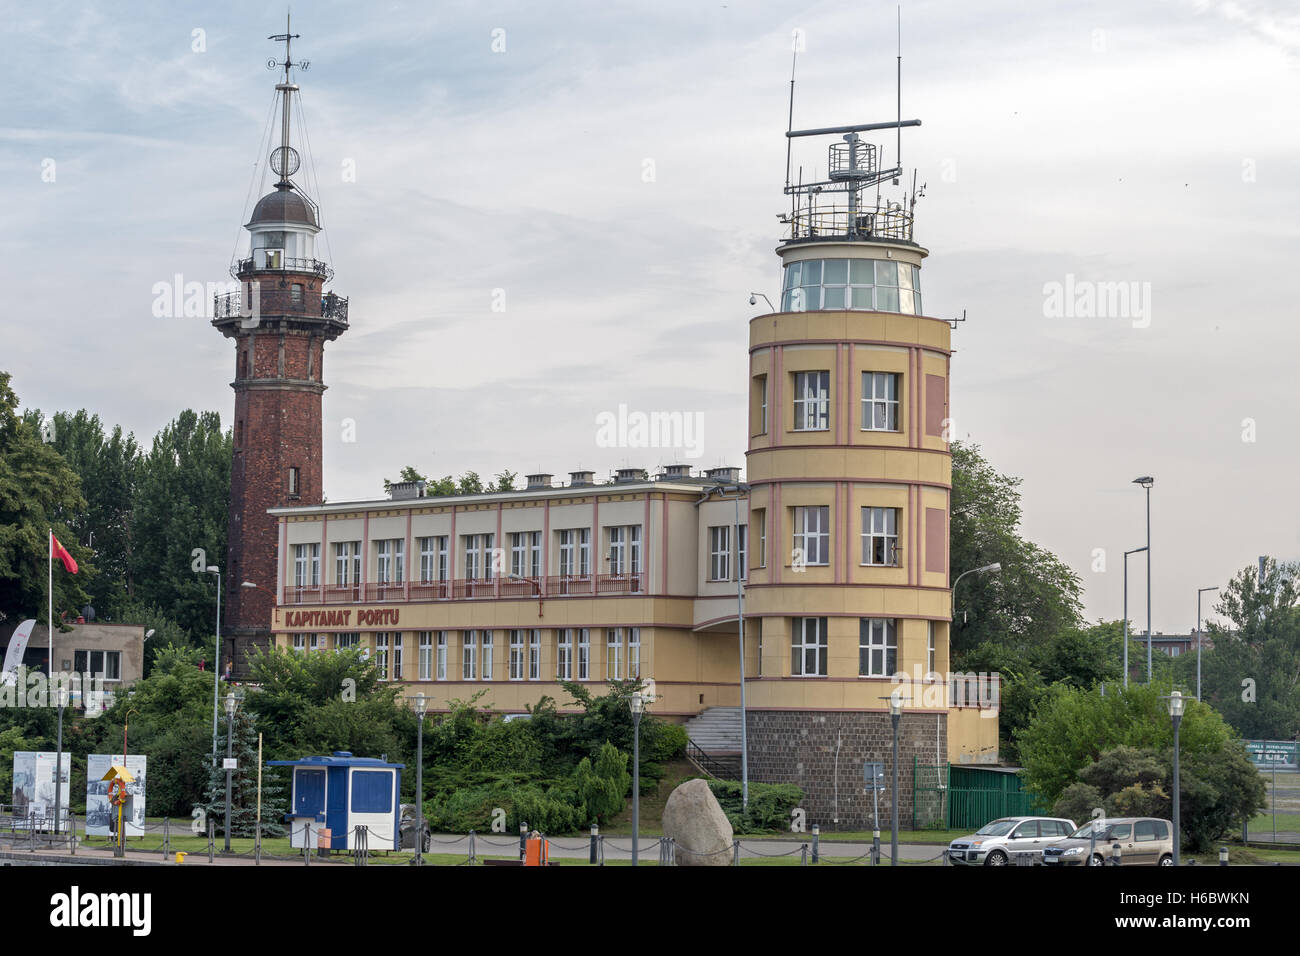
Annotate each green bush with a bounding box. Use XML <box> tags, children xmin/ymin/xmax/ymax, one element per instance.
<box><xmin>707</xmin><ymin>779</ymin><xmax>804</xmax><ymax>833</ymax></box>
<box><xmin>646</xmin><ymin>722</ymin><xmax>688</xmax><ymax>762</ymax></box>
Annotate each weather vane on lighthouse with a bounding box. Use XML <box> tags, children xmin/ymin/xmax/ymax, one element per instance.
<box><xmin>266</xmin><ymin>13</ymin><xmax>309</xmax><ymax>184</ymax></box>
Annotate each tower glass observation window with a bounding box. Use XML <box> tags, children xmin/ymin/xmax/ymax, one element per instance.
<box><xmin>782</xmin><ymin>259</ymin><xmax>922</xmax><ymax>315</ymax></box>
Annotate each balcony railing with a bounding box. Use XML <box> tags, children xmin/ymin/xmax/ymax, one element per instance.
<box><xmin>234</xmin><ymin>256</ymin><xmax>333</xmax><ymax>280</ymax></box>
<box><xmin>213</xmin><ymin>290</ymin><xmax>349</xmax><ymax>325</ymax></box>
<box><xmin>785</xmin><ymin>203</ymin><xmax>915</xmax><ymax>243</ymax></box>
<box><xmin>280</xmin><ymin>572</ymin><xmax>645</xmax><ymax>605</ymax></box>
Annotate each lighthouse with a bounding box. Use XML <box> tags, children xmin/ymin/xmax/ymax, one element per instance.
<box><xmin>211</xmin><ymin>19</ymin><xmax>348</xmax><ymax>675</ymax></box>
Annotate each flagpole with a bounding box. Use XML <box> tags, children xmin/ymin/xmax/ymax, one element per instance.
<box><xmin>48</xmin><ymin>528</ymin><xmax>53</xmax><ymax>678</ymax></box>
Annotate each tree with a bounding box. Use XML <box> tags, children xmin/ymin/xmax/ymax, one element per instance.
<box><xmin>1198</xmin><ymin>558</ymin><xmax>1300</xmax><ymax>740</ymax></box>
<box><xmin>202</xmin><ymin>704</ymin><xmax>287</xmax><ymax>838</ymax></box>
<box><xmin>25</xmin><ymin>409</ymin><xmax>140</xmax><ymax>616</ymax></box>
<box><xmin>1016</xmin><ymin>682</ymin><xmax>1233</xmax><ymax>807</ymax></box>
<box><xmin>949</xmin><ymin>442</ymin><xmax>1083</xmax><ymax>654</ymax></box>
<box><xmin>129</xmin><ymin>410</ymin><xmax>230</xmax><ymax>643</ymax></box>
<box><xmin>0</xmin><ymin>372</ymin><xmax>91</xmax><ymax>619</ymax></box>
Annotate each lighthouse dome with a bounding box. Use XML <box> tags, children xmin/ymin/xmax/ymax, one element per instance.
<box><xmin>247</xmin><ymin>183</ymin><xmax>318</xmax><ymax>228</ymax></box>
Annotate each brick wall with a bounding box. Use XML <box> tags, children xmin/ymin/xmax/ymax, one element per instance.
<box><xmin>747</xmin><ymin>709</ymin><xmax>948</xmax><ymax>831</ymax></box>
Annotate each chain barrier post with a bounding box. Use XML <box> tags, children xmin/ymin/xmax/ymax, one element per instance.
<box><xmin>733</xmin><ymin>839</ymin><xmax>740</xmax><ymax>867</ymax></box>
<box><xmin>812</xmin><ymin>824</ymin><xmax>820</xmax><ymax>864</ymax></box>
<box><xmin>589</xmin><ymin>823</ymin><xmax>599</xmax><ymax>864</ymax></box>
<box><xmin>207</xmin><ymin>818</ymin><xmax>214</xmax><ymax>863</ymax></box>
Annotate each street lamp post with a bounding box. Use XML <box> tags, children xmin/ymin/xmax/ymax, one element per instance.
<box><xmin>54</xmin><ymin>685</ymin><xmax>67</xmax><ymax>838</ymax></box>
<box><xmin>732</xmin><ymin>490</ymin><xmax>749</xmax><ymax>812</ymax></box>
<box><xmin>1165</xmin><ymin>691</ymin><xmax>1185</xmax><ymax>865</ymax></box>
<box><xmin>1123</xmin><ymin>547</ymin><xmax>1148</xmax><ymax>689</ymax></box>
<box><xmin>951</xmin><ymin>563</ymin><xmax>1002</xmax><ymax>623</ymax></box>
<box><xmin>881</xmin><ymin>692</ymin><xmax>908</xmax><ymax>867</ymax></box>
<box><xmin>630</xmin><ymin>691</ymin><xmax>644</xmax><ymax>867</ymax></box>
<box><xmin>1132</xmin><ymin>477</ymin><xmax>1154</xmax><ymax>682</ymax></box>
<box><xmin>224</xmin><ymin>691</ymin><xmax>237</xmax><ymax>852</ymax></box>
<box><xmin>207</xmin><ymin>565</ymin><xmax>221</xmax><ymax>767</ymax></box>
<box><xmin>1196</xmin><ymin>586</ymin><xmax>1219</xmax><ymax>701</ymax></box>
<box><xmin>413</xmin><ymin>693</ymin><xmax>427</xmax><ymax>866</ymax></box>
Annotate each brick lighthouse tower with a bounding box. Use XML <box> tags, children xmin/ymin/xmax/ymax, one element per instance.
<box><xmin>212</xmin><ymin>21</ymin><xmax>348</xmax><ymax>675</ymax></box>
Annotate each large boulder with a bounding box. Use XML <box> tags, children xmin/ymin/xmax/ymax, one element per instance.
<box><xmin>662</xmin><ymin>779</ymin><xmax>734</xmax><ymax>866</ymax></box>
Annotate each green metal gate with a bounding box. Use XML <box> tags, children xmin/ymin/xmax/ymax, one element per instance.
<box><xmin>946</xmin><ymin>766</ymin><xmax>1040</xmax><ymax>830</ymax></box>
<box><xmin>912</xmin><ymin>758</ymin><xmax>949</xmax><ymax>830</ymax></box>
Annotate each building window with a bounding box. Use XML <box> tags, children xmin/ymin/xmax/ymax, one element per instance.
<box><xmin>463</xmin><ymin>534</ymin><xmax>496</xmax><ymax>581</ymax></box>
<box><xmin>754</xmin><ymin>374</ymin><xmax>768</xmax><ymax>434</ymax></box>
<box><xmin>436</xmin><ymin>632</ymin><xmax>447</xmax><ymax>681</ymax></box>
<box><xmin>862</xmin><ymin>372</ymin><xmax>901</xmax><ymax>432</ymax></box>
<box><xmin>510</xmin><ymin>531</ymin><xmax>542</xmax><ymax>578</ymax></box>
<box><xmin>334</xmin><ymin>542</ymin><xmax>361</xmax><ymax>586</ymax></box>
<box><xmin>528</xmin><ymin>629</ymin><xmax>541</xmax><ymax>681</ymax></box>
<box><xmin>754</xmin><ymin>509</ymin><xmax>766</xmax><ymax>568</ymax></box>
<box><xmin>628</xmin><ymin>627</ymin><xmax>641</xmax><ymax>680</ymax></box>
<box><xmin>782</xmin><ymin>258</ymin><xmax>922</xmax><ymax>315</ymax></box>
<box><xmin>419</xmin><ymin>536</ymin><xmax>449</xmax><ymax>582</ymax></box>
<box><xmin>288</xmin><ymin>466</ymin><xmax>300</xmax><ymax>496</ymax></box>
<box><xmin>290</xmin><ymin>283</ymin><xmax>304</xmax><ymax>306</ymax></box>
<box><xmin>375</xmin><ymin>633</ymin><xmax>389</xmax><ymax>681</ymax></box>
<box><xmin>419</xmin><ymin>632</ymin><xmax>432</xmax><ymax>679</ymax></box>
<box><xmin>462</xmin><ymin>631</ymin><xmax>478</xmax><ymax>680</ymax></box>
<box><xmin>861</xmin><ymin>507</ymin><xmax>900</xmax><ymax>566</ymax></box>
<box><xmin>335</xmin><ymin>633</ymin><xmax>359</xmax><ymax>651</ymax></box>
<box><xmin>558</xmin><ymin>528</ymin><xmax>591</xmax><ymax>577</ymax></box>
<box><xmin>708</xmin><ymin>526</ymin><xmax>731</xmax><ymax>582</ymax></box>
<box><xmin>608</xmin><ymin>526</ymin><xmax>641</xmax><ymax>576</ymax></box>
<box><xmin>927</xmin><ymin>621</ymin><xmax>936</xmax><ymax>677</ymax></box>
<box><xmin>509</xmin><ymin>630</ymin><xmax>525</xmax><ymax>681</ymax></box>
<box><xmin>793</xmin><ymin>505</ymin><xmax>830</xmax><ymax>566</ymax></box>
<box><xmin>376</xmin><ymin>539</ymin><xmax>405</xmax><ymax>584</ymax></box>
<box><xmin>481</xmin><ymin>631</ymin><xmax>494</xmax><ymax>681</ymax></box>
<box><xmin>738</xmin><ymin>525</ymin><xmax>748</xmax><ymax>581</ymax></box>
<box><xmin>577</xmin><ymin>628</ymin><xmax>590</xmax><ymax>680</ymax></box>
<box><xmin>80</xmin><ymin>650</ymin><xmax>122</xmax><ymax>682</ymax></box>
<box><xmin>292</xmin><ymin>634</ymin><xmax>305</xmax><ymax>653</ymax></box>
<box><xmin>793</xmin><ymin>371</ymin><xmax>830</xmax><ymax>431</ymax></box>
<box><xmin>557</xmin><ymin>630</ymin><xmax>573</xmax><ymax>680</ymax></box>
<box><xmin>791</xmin><ymin>618</ymin><xmax>828</xmax><ymax>677</ymax></box>
<box><xmin>391</xmin><ymin>634</ymin><xmax>403</xmax><ymax>680</ymax></box>
<box><xmin>293</xmin><ymin>543</ymin><xmax>320</xmax><ymax>588</ymax></box>
<box><xmin>859</xmin><ymin>618</ymin><xmax>897</xmax><ymax>677</ymax></box>
<box><xmin>606</xmin><ymin>628</ymin><xmax>623</xmax><ymax>680</ymax></box>
<box><xmin>308</xmin><ymin>633</ymin><xmax>320</xmax><ymax>652</ymax></box>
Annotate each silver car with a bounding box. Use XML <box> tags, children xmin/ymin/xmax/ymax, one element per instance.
<box><xmin>947</xmin><ymin>816</ymin><xmax>1077</xmax><ymax>866</ymax></box>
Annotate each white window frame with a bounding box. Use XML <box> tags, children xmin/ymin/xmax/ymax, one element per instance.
<box><xmin>793</xmin><ymin>505</ymin><xmax>830</xmax><ymax>566</ymax></box>
<box><xmin>436</xmin><ymin>631</ymin><xmax>447</xmax><ymax>681</ymax></box>
<box><xmin>292</xmin><ymin>634</ymin><xmax>305</xmax><ymax>653</ymax></box>
<box><xmin>528</xmin><ymin>629</ymin><xmax>541</xmax><ymax>681</ymax></box>
<box><xmin>509</xmin><ymin>630</ymin><xmax>525</xmax><ymax>681</ymax></box>
<box><xmin>557</xmin><ymin>629</ymin><xmax>573</xmax><ymax>680</ymax></box>
<box><xmin>375</xmin><ymin>633</ymin><xmax>389</xmax><ymax>681</ymax></box>
<box><xmin>391</xmin><ymin>633</ymin><xmax>403</xmax><ymax>680</ymax></box>
<box><xmin>481</xmin><ymin>630</ymin><xmax>494</xmax><ymax>681</ymax></box>
<box><xmin>463</xmin><ymin>631</ymin><xmax>477</xmax><ymax>680</ymax></box>
<box><xmin>793</xmin><ymin>370</ymin><xmax>830</xmax><ymax>431</ymax></box>
<box><xmin>861</xmin><ymin>507</ymin><xmax>900</xmax><ymax>566</ymax></box>
<box><xmin>738</xmin><ymin>525</ymin><xmax>748</xmax><ymax>581</ymax></box>
<box><xmin>419</xmin><ymin>632</ymin><xmax>432</xmax><ymax>680</ymax></box>
<box><xmin>862</xmin><ymin>371</ymin><xmax>901</xmax><ymax>432</ymax></box>
<box><xmin>376</xmin><ymin>539</ymin><xmax>405</xmax><ymax>584</ymax></box>
<box><xmin>606</xmin><ymin>628</ymin><xmax>623</xmax><ymax>680</ymax></box>
<box><xmin>294</xmin><ymin>543</ymin><xmax>320</xmax><ymax>588</ymax></box>
<box><xmin>628</xmin><ymin>627</ymin><xmax>641</xmax><ymax>680</ymax></box>
<box><xmin>859</xmin><ymin>618</ymin><xmax>897</xmax><ymax>678</ymax></box>
<box><xmin>708</xmin><ymin>526</ymin><xmax>730</xmax><ymax>582</ymax></box>
<box><xmin>577</xmin><ymin>628</ymin><xmax>590</xmax><ymax>680</ymax></box>
<box><xmin>792</xmin><ymin>617</ymin><xmax>828</xmax><ymax>677</ymax></box>
<box><xmin>334</xmin><ymin>542</ymin><xmax>360</xmax><ymax>586</ymax></box>
<box><xmin>927</xmin><ymin>621</ymin><xmax>936</xmax><ymax>678</ymax></box>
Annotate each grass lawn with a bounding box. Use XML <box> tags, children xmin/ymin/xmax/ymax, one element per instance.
<box><xmin>1246</xmin><ymin>811</ymin><xmax>1300</xmax><ymax>832</ymax></box>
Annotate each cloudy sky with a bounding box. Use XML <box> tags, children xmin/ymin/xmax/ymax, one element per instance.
<box><xmin>3</xmin><ymin>0</ymin><xmax>1297</xmax><ymax>633</ymax></box>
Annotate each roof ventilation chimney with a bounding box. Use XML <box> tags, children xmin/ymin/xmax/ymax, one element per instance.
<box><xmin>569</xmin><ymin>470</ymin><xmax>595</xmax><ymax>487</ymax></box>
<box><xmin>706</xmin><ymin>466</ymin><xmax>741</xmax><ymax>484</ymax></box>
<box><xmin>614</xmin><ymin>468</ymin><xmax>648</xmax><ymax>484</ymax></box>
<box><xmin>660</xmin><ymin>464</ymin><xmax>692</xmax><ymax>480</ymax></box>
<box><xmin>525</xmin><ymin>473</ymin><xmax>553</xmax><ymax>490</ymax></box>
<box><xmin>389</xmin><ymin>480</ymin><xmax>426</xmax><ymax>501</ymax></box>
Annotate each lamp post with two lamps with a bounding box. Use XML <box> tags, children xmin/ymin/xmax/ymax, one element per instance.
<box><xmin>224</xmin><ymin>691</ymin><xmax>238</xmax><ymax>853</ymax></box>
<box><xmin>1131</xmin><ymin>476</ymin><xmax>1154</xmax><ymax>682</ymax></box>
<box><xmin>206</xmin><ymin>565</ymin><xmax>221</xmax><ymax>767</ymax></box>
<box><xmin>630</xmin><ymin>689</ymin><xmax>644</xmax><ymax>866</ymax></box>
<box><xmin>1196</xmin><ymin>586</ymin><xmax>1219</xmax><ymax>701</ymax></box>
<box><xmin>1123</xmin><ymin>547</ymin><xmax>1147</xmax><ymax>688</ymax></box>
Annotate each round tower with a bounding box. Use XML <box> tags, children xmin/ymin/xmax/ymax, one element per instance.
<box><xmin>211</xmin><ymin>22</ymin><xmax>348</xmax><ymax>675</ymax></box>
<box><xmin>742</xmin><ymin>113</ymin><xmax>959</xmax><ymax>828</ymax></box>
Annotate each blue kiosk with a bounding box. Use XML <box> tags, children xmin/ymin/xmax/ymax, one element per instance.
<box><xmin>268</xmin><ymin>751</ymin><xmax>404</xmax><ymax>852</ymax></box>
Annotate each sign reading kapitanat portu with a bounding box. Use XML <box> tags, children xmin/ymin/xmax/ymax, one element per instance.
<box><xmin>283</xmin><ymin>608</ymin><xmax>399</xmax><ymax>628</ymax></box>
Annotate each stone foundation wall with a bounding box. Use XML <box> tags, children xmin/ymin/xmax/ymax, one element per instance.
<box><xmin>746</xmin><ymin>709</ymin><xmax>947</xmax><ymax>832</ymax></box>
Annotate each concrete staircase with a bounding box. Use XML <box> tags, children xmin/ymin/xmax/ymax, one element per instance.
<box><xmin>684</xmin><ymin>707</ymin><xmax>743</xmax><ymax>778</ymax></box>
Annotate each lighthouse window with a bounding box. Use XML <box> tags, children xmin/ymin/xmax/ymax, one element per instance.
<box><xmin>781</xmin><ymin>258</ymin><xmax>922</xmax><ymax>315</ymax></box>
<box><xmin>291</xmin><ymin>283</ymin><xmax>304</xmax><ymax>306</ymax></box>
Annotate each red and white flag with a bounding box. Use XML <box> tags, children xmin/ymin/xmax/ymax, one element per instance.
<box><xmin>50</xmin><ymin>533</ymin><xmax>77</xmax><ymax>574</ymax></box>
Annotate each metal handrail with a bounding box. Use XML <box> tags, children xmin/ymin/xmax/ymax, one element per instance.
<box><xmin>685</xmin><ymin>740</ymin><xmax>731</xmax><ymax>779</ymax></box>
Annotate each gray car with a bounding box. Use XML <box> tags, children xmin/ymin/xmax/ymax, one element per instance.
<box><xmin>948</xmin><ymin>816</ymin><xmax>1077</xmax><ymax>866</ymax></box>
<box><xmin>1041</xmin><ymin>818</ymin><xmax>1175</xmax><ymax>866</ymax></box>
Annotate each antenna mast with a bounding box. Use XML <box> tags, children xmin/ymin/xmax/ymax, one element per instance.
<box><xmin>267</xmin><ymin>12</ymin><xmax>310</xmax><ymax>187</ymax></box>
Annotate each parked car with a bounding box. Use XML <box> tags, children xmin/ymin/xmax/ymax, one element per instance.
<box><xmin>398</xmin><ymin>803</ymin><xmax>431</xmax><ymax>852</ymax></box>
<box><xmin>947</xmin><ymin>816</ymin><xmax>1077</xmax><ymax>866</ymax></box>
<box><xmin>1041</xmin><ymin>818</ymin><xmax>1174</xmax><ymax>866</ymax></box>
